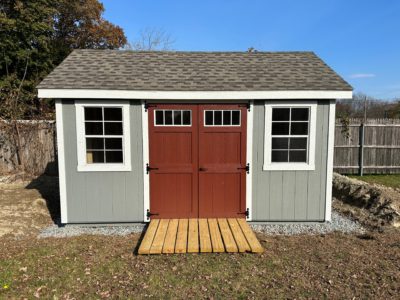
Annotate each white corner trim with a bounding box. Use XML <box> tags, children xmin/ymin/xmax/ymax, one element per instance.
<box><xmin>142</xmin><ymin>101</ymin><xmax>150</xmax><ymax>222</ymax></box>
<box><xmin>263</xmin><ymin>101</ymin><xmax>317</xmax><ymax>171</ymax></box>
<box><xmin>75</xmin><ymin>100</ymin><xmax>131</xmax><ymax>172</ymax></box>
<box><xmin>55</xmin><ymin>100</ymin><xmax>68</xmax><ymax>223</ymax></box>
<box><xmin>325</xmin><ymin>100</ymin><xmax>336</xmax><ymax>222</ymax></box>
<box><xmin>38</xmin><ymin>89</ymin><xmax>352</xmax><ymax>100</ymax></box>
<box><xmin>246</xmin><ymin>101</ymin><xmax>254</xmax><ymax>221</ymax></box>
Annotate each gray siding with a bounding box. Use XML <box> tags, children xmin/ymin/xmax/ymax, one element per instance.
<box><xmin>252</xmin><ymin>101</ymin><xmax>330</xmax><ymax>221</ymax></box>
<box><xmin>62</xmin><ymin>100</ymin><xmax>144</xmax><ymax>223</ymax></box>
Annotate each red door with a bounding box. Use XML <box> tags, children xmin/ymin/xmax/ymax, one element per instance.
<box><xmin>148</xmin><ymin>104</ymin><xmax>247</xmax><ymax>219</ymax></box>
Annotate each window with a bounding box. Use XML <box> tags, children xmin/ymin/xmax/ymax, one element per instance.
<box><xmin>264</xmin><ymin>102</ymin><xmax>317</xmax><ymax>171</ymax></box>
<box><xmin>154</xmin><ymin>110</ymin><xmax>191</xmax><ymax>126</ymax></box>
<box><xmin>75</xmin><ymin>101</ymin><xmax>131</xmax><ymax>172</ymax></box>
<box><xmin>204</xmin><ymin>110</ymin><xmax>241</xmax><ymax>126</ymax></box>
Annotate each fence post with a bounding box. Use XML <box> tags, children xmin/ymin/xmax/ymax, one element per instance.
<box><xmin>359</xmin><ymin>123</ymin><xmax>365</xmax><ymax>176</ymax></box>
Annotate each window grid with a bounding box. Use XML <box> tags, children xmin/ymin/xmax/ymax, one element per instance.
<box><xmin>204</xmin><ymin>110</ymin><xmax>241</xmax><ymax>126</ymax></box>
<box><xmin>271</xmin><ymin>107</ymin><xmax>310</xmax><ymax>163</ymax></box>
<box><xmin>154</xmin><ymin>109</ymin><xmax>192</xmax><ymax>126</ymax></box>
<box><xmin>84</xmin><ymin>106</ymin><xmax>124</xmax><ymax>164</ymax></box>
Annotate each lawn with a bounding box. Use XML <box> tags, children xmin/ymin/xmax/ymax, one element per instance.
<box><xmin>349</xmin><ymin>174</ymin><xmax>400</xmax><ymax>189</ymax></box>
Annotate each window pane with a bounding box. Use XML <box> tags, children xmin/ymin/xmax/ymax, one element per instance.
<box><xmin>183</xmin><ymin>110</ymin><xmax>191</xmax><ymax>125</ymax></box>
<box><xmin>105</xmin><ymin>138</ymin><xmax>122</xmax><ymax>150</ymax></box>
<box><xmin>214</xmin><ymin>111</ymin><xmax>222</xmax><ymax>125</ymax></box>
<box><xmin>291</xmin><ymin>108</ymin><xmax>309</xmax><ymax>121</ymax></box>
<box><xmin>272</xmin><ymin>122</ymin><xmax>289</xmax><ymax>135</ymax></box>
<box><xmin>86</xmin><ymin>138</ymin><xmax>104</xmax><ymax>150</ymax></box>
<box><xmin>84</xmin><ymin>107</ymin><xmax>102</xmax><ymax>121</ymax></box>
<box><xmin>106</xmin><ymin>151</ymin><xmax>123</xmax><ymax>163</ymax></box>
<box><xmin>87</xmin><ymin>150</ymin><xmax>104</xmax><ymax>163</ymax></box>
<box><xmin>173</xmin><ymin>110</ymin><xmax>182</xmax><ymax>125</ymax></box>
<box><xmin>291</xmin><ymin>122</ymin><xmax>308</xmax><ymax>135</ymax></box>
<box><xmin>205</xmin><ymin>111</ymin><xmax>213</xmax><ymax>125</ymax></box>
<box><xmin>105</xmin><ymin>122</ymin><xmax>123</xmax><ymax>135</ymax></box>
<box><xmin>85</xmin><ymin>122</ymin><xmax>103</xmax><ymax>135</ymax></box>
<box><xmin>271</xmin><ymin>150</ymin><xmax>288</xmax><ymax>162</ymax></box>
<box><xmin>104</xmin><ymin>108</ymin><xmax>122</xmax><ymax>121</ymax></box>
<box><xmin>165</xmin><ymin>110</ymin><xmax>173</xmax><ymax>125</ymax></box>
<box><xmin>289</xmin><ymin>150</ymin><xmax>307</xmax><ymax>162</ymax></box>
<box><xmin>272</xmin><ymin>138</ymin><xmax>289</xmax><ymax>150</ymax></box>
<box><xmin>155</xmin><ymin>110</ymin><xmax>164</xmax><ymax>125</ymax></box>
<box><xmin>223</xmin><ymin>111</ymin><xmax>231</xmax><ymax>125</ymax></box>
<box><xmin>272</xmin><ymin>108</ymin><xmax>290</xmax><ymax>121</ymax></box>
<box><xmin>232</xmin><ymin>111</ymin><xmax>240</xmax><ymax>125</ymax></box>
<box><xmin>290</xmin><ymin>137</ymin><xmax>307</xmax><ymax>150</ymax></box>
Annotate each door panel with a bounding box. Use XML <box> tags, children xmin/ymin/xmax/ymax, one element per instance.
<box><xmin>198</xmin><ymin>104</ymin><xmax>247</xmax><ymax>218</ymax></box>
<box><xmin>148</xmin><ymin>104</ymin><xmax>198</xmax><ymax>218</ymax></box>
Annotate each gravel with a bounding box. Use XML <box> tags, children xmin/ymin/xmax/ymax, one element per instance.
<box><xmin>38</xmin><ymin>224</ymin><xmax>146</xmax><ymax>238</ymax></box>
<box><xmin>250</xmin><ymin>211</ymin><xmax>365</xmax><ymax>235</ymax></box>
<box><xmin>38</xmin><ymin>211</ymin><xmax>364</xmax><ymax>238</ymax></box>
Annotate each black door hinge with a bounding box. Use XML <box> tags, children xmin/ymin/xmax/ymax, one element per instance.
<box><xmin>146</xmin><ymin>163</ymin><xmax>159</xmax><ymax>174</ymax></box>
<box><xmin>146</xmin><ymin>209</ymin><xmax>159</xmax><ymax>220</ymax></box>
<box><xmin>246</xmin><ymin>102</ymin><xmax>251</xmax><ymax>111</ymax></box>
<box><xmin>238</xmin><ymin>208</ymin><xmax>250</xmax><ymax>219</ymax></box>
<box><xmin>144</xmin><ymin>102</ymin><xmax>157</xmax><ymax>111</ymax></box>
<box><xmin>237</xmin><ymin>163</ymin><xmax>250</xmax><ymax>174</ymax></box>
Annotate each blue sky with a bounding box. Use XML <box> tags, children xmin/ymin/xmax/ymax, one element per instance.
<box><xmin>102</xmin><ymin>0</ymin><xmax>400</xmax><ymax>100</ymax></box>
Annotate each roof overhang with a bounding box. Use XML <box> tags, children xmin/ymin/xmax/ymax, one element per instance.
<box><xmin>38</xmin><ymin>89</ymin><xmax>352</xmax><ymax>100</ymax></box>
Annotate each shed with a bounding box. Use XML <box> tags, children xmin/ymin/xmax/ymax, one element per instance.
<box><xmin>37</xmin><ymin>50</ymin><xmax>352</xmax><ymax>224</ymax></box>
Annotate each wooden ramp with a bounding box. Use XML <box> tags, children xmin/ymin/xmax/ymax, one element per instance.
<box><xmin>138</xmin><ymin>218</ymin><xmax>264</xmax><ymax>254</ymax></box>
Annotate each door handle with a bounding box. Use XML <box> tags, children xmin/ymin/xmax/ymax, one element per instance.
<box><xmin>199</xmin><ymin>167</ymin><xmax>207</xmax><ymax>171</ymax></box>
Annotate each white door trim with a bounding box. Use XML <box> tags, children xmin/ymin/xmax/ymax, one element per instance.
<box><xmin>142</xmin><ymin>101</ymin><xmax>150</xmax><ymax>222</ymax></box>
<box><xmin>246</xmin><ymin>101</ymin><xmax>254</xmax><ymax>220</ymax></box>
<box><xmin>325</xmin><ymin>100</ymin><xmax>336</xmax><ymax>222</ymax></box>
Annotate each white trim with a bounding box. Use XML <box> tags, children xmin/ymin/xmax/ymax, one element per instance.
<box><xmin>203</xmin><ymin>109</ymin><xmax>241</xmax><ymax>127</ymax></box>
<box><xmin>55</xmin><ymin>100</ymin><xmax>68</xmax><ymax>223</ymax></box>
<box><xmin>75</xmin><ymin>100</ymin><xmax>131</xmax><ymax>172</ymax></box>
<box><xmin>38</xmin><ymin>89</ymin><xmax>352</xmax><ymax>100</ymax></box>
<box><xmin>246</xmin><ymin>101</ymin><xmax>254</xmax><ymax>221</ymax></box>
<box><xmin>263</xmin><ymin>101</ymin><xmax>317</xmax><ymax>171</ymax></box>
<box><xmin>325</xmin><ymin>100</ymin><xmax>336</xmax><ymax>222</ymax></box>
<box><xmin>154</xmin><ymin>109</ymin><xmax>192</xmax><ymax>127</ymax></box>
<box><xmin>142</xmin><ymin>101</ymin><xmax>150</xmax><ymax>222</ymax></box>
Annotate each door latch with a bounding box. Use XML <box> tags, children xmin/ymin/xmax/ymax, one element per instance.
<box><xmin>146</xmin><ymin>163</ymin><xmax>159</xmax><ymax>174</ymax></box>
<box><xmin>237</xmin><ymin>163</ymin><xmax>250</xmax><ymax>174</ymax></box>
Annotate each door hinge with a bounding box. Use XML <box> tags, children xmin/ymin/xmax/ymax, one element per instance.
<box><xmin>238</xmin><ymin>208</ymin><xmax>250</xmax><ymax>218</ymax></box>
<box><xmin>146</xmin><ymin>163</ymin><xmax>159</xmax><ymax>174</ymax></box>
<box><xmin>146</xmin><ymin>209</ymin><xmax>159</xmax><ymax>220</ymax></box>
<box><xmin>237</xmin><ymin>163</ymin><xmax>250</xmax><ymax>174</ymax></box>
<box><xmin>246</xmin><ymin>102</ymin><xmax>251</xmax><ymax>111</ymax></box>
<box><xmin>144</xmin><ymin>102</ymin><xmax>157</xmax><ymax>111</ymax></box>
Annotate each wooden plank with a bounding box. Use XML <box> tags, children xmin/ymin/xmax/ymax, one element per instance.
<box><xmin>199</xmin><ymin>219</ymin><xmax>212</xmax><ymax>253</ymax></box>
<box><xmin>149</xmin><ymin>219</ymin><xmax>169</xmax><ymax>254</ymax></box>
<box><xmin>162</xmin><ymin>219</ymin><xmax>179</xmax><ymax>254</ymax></box>
<box><xmin>237</xmin><ymin>218</ymin><xmax>264</xmax><ymax>253</ymax></box>
<box><xmin>187</xmin><ymin>219</ymin><xmax>199</xmax><ymax>253</ymax></box>
<box><xmin>218</xmin><ymin>218</ymin><xmax>238</xmax><ymax>253</ymax></box>
<box><xmin>175</xmin><ymin>219</ymin><xmax>188</xmax><ymax>253</ymax></box>
<box><xmin>227</xmin><ymin>218</ymin><xmax>251</xmax><ymax>252</ymax></box>
<box><xmin>138</xmin><ymin>219</ymin><xmax>160</xmax><ymax>254</ymax></box>
<box><xmin>208</xmin><ymin>219</ymin><xmax>225</xmax><ymax>253</ymax></box>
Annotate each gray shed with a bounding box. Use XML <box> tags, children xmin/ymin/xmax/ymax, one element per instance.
<box><xmin>37</xmin><ymin>50</ymin><xmax>352</xmax><ymax>224</ymax></box>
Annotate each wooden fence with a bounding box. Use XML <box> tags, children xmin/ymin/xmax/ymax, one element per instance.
<box><xmin>334</xmin><ymin>118</ymin><xmax>400</xmax><ymax>174</ymax></box>
<box><xmin>1</xmin><ymin>118</ymin><xmax>400</xmax><ymax>176</ymax></box>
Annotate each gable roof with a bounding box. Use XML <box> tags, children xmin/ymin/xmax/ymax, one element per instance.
<box><xmin>37</xmin><ymin>50</ymin><xmax>352</xmax><ymax>92</ymax></box>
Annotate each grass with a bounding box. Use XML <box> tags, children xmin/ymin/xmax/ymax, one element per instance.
<box><xmin>349</xmin><ymin>174</ymin><xmax>400</xmax><ymax>189</ymax></box>
<box><xmin>1</xmin><ymin>230</ymin><xmax>400</xmax><ymax>299</ymax></box>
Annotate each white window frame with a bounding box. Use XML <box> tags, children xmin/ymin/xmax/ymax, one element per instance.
<box><xmin>154</xmin><ymin>109</ymin><xmax>192</xmax><ymax>127</ymax></box>
<box><xmin>203</xmin><ymin>110</ymin><xmax>241</xmax><ymax>127</ymax></box>
<box><xmin>75</xmin><ymin>100</ymin><xmax>131</xmax><ymax>172</ymax></box>
<box><xmin>263</xmin><ymin>101</ymin><xmax>317</xmax><ymax>171</ymax></box>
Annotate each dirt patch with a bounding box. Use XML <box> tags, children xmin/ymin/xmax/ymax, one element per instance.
<box><xmin>0</xmin><ymin>176</ymin><xmax>58</xmax><ymax>238</ymax></box>
<box><xmin>333</xmin><ymin>173</ymin><xmax>400</xmax><ymax>230</ymax></box>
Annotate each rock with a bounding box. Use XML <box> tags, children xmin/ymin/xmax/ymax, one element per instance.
<box><xmin>33</xmin><ymin>198</ymin><xmax>47</xmax><ymax>208</ymax></box>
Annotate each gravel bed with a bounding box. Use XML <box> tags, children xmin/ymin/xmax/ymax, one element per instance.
<box><xmin>38</xmin><ymin>224</ymin><xmax>146</xmax><ymax>238</ymax></box>
<box><xmin>251</xmin><ymin>211</ymin><xmax>365</xmax><ymax>235</ymax></box>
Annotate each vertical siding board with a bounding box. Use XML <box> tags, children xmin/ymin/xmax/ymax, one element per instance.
<box><xmin>294</xmin><ymin>171</ymin><xmax>308</xmax><ymax>220</ymax></box>
<box><xmin>269</xmin><ymin>171</ymin><xmax>283</xmax><ymax>220</ymax></box>
<box><xmin>319</xmin><ymin>103</ymin><xmax>329</xmax><ymax>219</ymax></box>
<box><xmin>282</xmin><ymin>172</ymin><xmax>296</xmax><ymax>220</ymax></box>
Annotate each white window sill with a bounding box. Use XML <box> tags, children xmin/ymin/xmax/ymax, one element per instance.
<box><xmin>263</xmin><ymin>163</ymin><xmax>315</xmax><ymax>171</ymax></box>
<box><xmin>77</xmin><ymin>164</ymin><xmax>132</xmax><ymax>172</ymax></box>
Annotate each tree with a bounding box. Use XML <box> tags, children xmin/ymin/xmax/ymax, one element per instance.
<box><xmin>128</xmin><ymin>27</ymin><xmax>174</xmax><ymax>51</ymax></box>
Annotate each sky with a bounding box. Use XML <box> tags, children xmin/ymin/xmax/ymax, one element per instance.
<box><xmin>101</xmin><ymin>0</ymin><xmax>400</xmax><ymax>100</ymax></box>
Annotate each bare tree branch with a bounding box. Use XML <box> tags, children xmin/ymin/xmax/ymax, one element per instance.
<box><xmin>128</xmin><ymin>27</ymin><xmax>175</xmax><ymax>51</ymax></box>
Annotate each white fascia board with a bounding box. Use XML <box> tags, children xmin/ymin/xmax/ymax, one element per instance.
<box><xmin>38</xmin><ymin>89</ymin><xmax>353</xmax><ymax>100</ymax></box>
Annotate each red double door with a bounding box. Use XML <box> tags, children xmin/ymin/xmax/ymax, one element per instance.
<box><xmin>148</xmin><ymin>104</ymin><xmax>247</xmax><ymax>219</ymax></box>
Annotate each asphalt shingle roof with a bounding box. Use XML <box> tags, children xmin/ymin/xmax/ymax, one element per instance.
<box><xmin>37</xmin><ymin>50</ymin><xmax>352</xmax><ymax>91</ymax></box>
